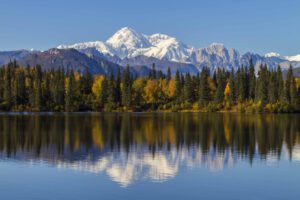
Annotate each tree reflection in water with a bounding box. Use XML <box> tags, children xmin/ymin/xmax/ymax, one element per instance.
<box><xmin>0</xmin><ymin>113</ymin><xmax>299</xmax><ymax>186</ymax></box>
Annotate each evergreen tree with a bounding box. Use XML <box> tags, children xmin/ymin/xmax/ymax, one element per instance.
<box><xmin>115</xmin><ymin>69</ymin><xmax>122</xmax><ymax>104</ymax></box>
<box><xmin>3</xmin><ymin>62</ymin><xmax>13</xmax><ymax>109</ymax></box>
<box><xmin>237</xmin><ymin>66</ymin><xmax>246</xmax><ymax>101</ymax></box>
<box><xmin>151</xmin><ymin>63</ymin><xmax>156</xmax><ymax>79</ymax></box>
<box><xmin>268</xmin><ymin>70</ymin><xmax>277</xmax><ymax>103</ymax></box>
<box><xmin>183</xmin><ymin>73</ymin><xmax>194</xmax><ymax>102</ymax></box>
<box><xmin>276</xmin><ymin>65</ymin><xmax>285</xmax><ymax>102</ymax></box>
<box><xmin>215</xmin><ymin>68</ymin><xmax>226</xmax><ymax>103</ymax></box>
<box><xmin>33</xmin><ymin>65</ymin><xmax>42</xmax><ymax>110</ymax></box>
<box><xmin>174</xmin><ymin>70</ymin><xmax>182</xmax><ymax>103</ymax></box>
<box><xmin>15</xmin><ymin>68</ymin><xmax>26</xmax><ymax>106</ymax></box>
<box><xmin>199</xmin><ymin>67</ymin><xmax>210</xmax><ymax>106</ymax></box>
<box><xmin>285</xmin><ymin>65</ymin><xmax>293</xmax><ymax>103</ymax></box>
<box><xmin>65</xmin><ymin>68</ymin><xmax>77</xmax><ymax>112</ymax></box>
<box><xmin>107</xmin><ymin>72</ymin><xmax>116</xmax><ymax>104</ymax></box>
<box><xmin>121</xmin><ymin>65</ymin><xmax>132</xmax><ymax>108</ymax></box>
<box><xmin>100</xmin><ymin>77</ymin><xmax>108</xmax><ymax>108</ymax></box>
<box><xmin>248</xmin><ymin>59</ymin><xmax>256</xmax><ymax>100</ymax></box>
<box><xmin>229</xmin><ymin>69</ymin><xmax>236</xmax><ymax>104</ymax></box>
<box><xmin>167</xmin><ymin>67</ymin><xmax>171</xmax><ymax>81</ymax></box>
<box><xmin>255</xmin><ymin>64</ymin><xmax>268</xmax><ymax>104</ymax></box>
<box><xmin>157</xmin><ymin>70</ymin><xmax>164</xmax><ymax>79</ymax></box>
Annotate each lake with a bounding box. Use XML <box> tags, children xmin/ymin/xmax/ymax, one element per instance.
<box><xmin>0</xmin><ymin>113</ymin><xmax>299</xmax><ymax>200</ymax></box>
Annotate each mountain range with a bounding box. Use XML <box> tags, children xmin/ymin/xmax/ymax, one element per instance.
<box><xmin>1</xmin><ymin>27</ymin><xmax>300</xmax><ymax>76</ymax></box>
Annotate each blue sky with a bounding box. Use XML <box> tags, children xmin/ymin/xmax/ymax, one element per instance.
<box><xmin>0</xmin><ymin>0</ymin><xmax>299</xmax><ymax>55</ymax></box>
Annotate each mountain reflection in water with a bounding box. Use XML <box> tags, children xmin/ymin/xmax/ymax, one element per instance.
<box><xmin>0</xmin><ymin>113</ymin><xmax>299</xmax><ymax>187</ymax></box>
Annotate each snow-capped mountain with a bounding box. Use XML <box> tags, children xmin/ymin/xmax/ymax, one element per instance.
<box><xmin>1</xmin><ymin>27</ymin><xmax>299</xmax><ymax>76</ymax></box>
<box><xmin>57</xmin><ymin>27</ymin><xmax>198</xmax><ymax>65</ymax></box>
<box><xmin>58</xmin><ymin>27</ymin><xmax>300</xmax><ymax>74</ymax></box>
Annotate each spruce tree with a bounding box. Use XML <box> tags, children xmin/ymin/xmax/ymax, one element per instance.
<box><xmin>121</xmin><ymin>65</ymin><xmax>131</xmax><ymax>108</ymax></box>
<box><xmin>65</xmin><ymin>68</ymin><xmax>77</xmax><ymax>112</ymax></box>
<box><xmin>268</xmin><ymin>70</ymin><xmax>277</xmax><ymax>103</ymax></box>
<box><xmin>248</xmin><ymin>59</ymin><xmax>256</xmax><ymax>100</ymax></box>
<box><xmin>4</xmin><ymin>62</ymin><xmax>12</xmax><ymax>109</ymax></box>
<box><xmin>183</xmin><ymin>73</ymin><xmax>193</xmax><ymax>102</ymax></box>
<box><xmin>15</xmin><ymin>68</ymin><xmax>26</xmax><ymax>106</ymax></box>
<box><xmin>285</xmin><ymin>65</ymin><xmax>293</xmax><ymax>103</ymax></box>
<box><xmin>107</xmin><ymin>72</ymin><xmax>116</xmax><ymax>104</ymax></box>
<box><xmin>167</xmin><ymin>67</ymin><xmax>171</xmax><ymax>81</ymax></box>
<box><xmin>34</xmin><ymin>65</ymin><xmax>42</xmax><ymax>110</ymax></box>
<box><xmin>115</xmin><ymin>69</ymin><xmax>122</xmax><ymax>104</ymax></box>
<box><xmin>229</xmin><ymin>69</ymin><xmax>236</xmax><ymax>104</ymax></box>
<box><xmin>276</xmin><ymin>65</ymin><xmax>285</xmax><ymax>102</ymax></box>
<box><xmin>174</xmin><ymin>70</ymin><xmax>182</xmax><ymax>103</ymax></box>
<box><xmin>199</xmin><ymin>67</ymin><xmax>210</xmax><ymax>106</ymax></box>
<box><xmin>151</xmin><ymin>63</ymin><xmax>156</xmax><ymax>79</ymax></box>
<box><xmin>255</xmin><ymin>64</ymin><xmax>268</xmax><ymax>104</ymax></box>
<box><xmin>215</xmin><ymin>68</ymin><xmax>226</xmax><ymax>103</ymax></box>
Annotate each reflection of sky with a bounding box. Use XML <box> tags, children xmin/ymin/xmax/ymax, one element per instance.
<box><xmin>1</xmin><ymin>144</ymin><xmax>299</xmax><ymax>187</ymax></box>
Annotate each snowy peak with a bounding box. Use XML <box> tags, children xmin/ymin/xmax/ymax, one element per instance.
<box><xmin>148</xmin><ymin>33</ymin><xmax>174</xmax><ymax>46</ymax></box>
<box><xmin>265</xmin><ymin>52</ymin><xmax>281</xmax><ymax>58</ymax></box>
<box><xmin>57</xmin><ymin>27</ymin><xmax>300</xmax><ymax>73</ymax></box>
<box><xmin>106</xmin><ymin>27</ymin><xmax>151</xmax><ymax>49</ymax></box>
<box><xmin>58</xmin><ymin>41</ymin><xmax>114</xmax><ymax>56</ymax></box>
<box><xmin>285</xmin><ymin>55</ymin><xmax>300</xmax><ymax>62</ymax></box>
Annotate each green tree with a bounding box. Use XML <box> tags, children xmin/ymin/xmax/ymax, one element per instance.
<box><xmin>199</xmin><ymin>67</ymin><xmax>210</xmax><ymax>106</ymax></box>
<box><xmin>65</xmin><ymin>68</ymin><xmax>77</xmax><ymax>112</ymax></box>
<box><xmin>248</xmin><ymin>59</ymin><xmax>256</xmax><ymax>100</ymax></box>
<box><xmin>121</xmin><ymin>65</ymin><xmax>132</xmax><ymax>108</ymax></box>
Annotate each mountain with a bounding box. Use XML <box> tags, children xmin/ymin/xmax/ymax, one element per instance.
<box><xmin>17</xmin><ymin>48</ymin><xmax>122</xmax><ymax>75</ymax></box>
<box><xmin>285</xmin><ymin>55</ymin><xmax>300</xmax><ymax>62</ymax></box>
<box><xmin>0</xmin><ymin>50</ymin><xmax>33</xmax><ymax>66</ymax></box>
<box><xmin>1</xmin><ymin>27</ymin><xmax>300</xmax><ymax>76</ymax></box>
<box><xmin>58</xmin><ymin>27</ymin><xmax>300</xmax><ymax>74</ymax></box>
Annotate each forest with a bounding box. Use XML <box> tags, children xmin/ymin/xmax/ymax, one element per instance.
<box><xmin>0</xmin><ymin>59</ymin><xmax>299</xmax><ymax>113</ymax></box>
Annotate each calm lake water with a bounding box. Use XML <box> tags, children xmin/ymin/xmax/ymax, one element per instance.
<box><xmin>0</xmin><ymin>113</ymin><xmax>299</xmax><ymax>200</ymax></box>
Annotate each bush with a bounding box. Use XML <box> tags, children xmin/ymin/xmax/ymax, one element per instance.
<box><xmin>204</xmin><ymin>102</ymin><xmax>221</xmax><ymax>112</ymax></box>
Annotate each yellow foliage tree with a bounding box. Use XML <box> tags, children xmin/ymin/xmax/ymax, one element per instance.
<box><xmin>132</xmin><ymin>77</ymin><xmax>146</xmax><ymax>104</ymax></box>
<box><xmin>165</xmin><ymin>78</ymin><xmax>176</xmax><ymax>98</ymax></box>
<box><xmin>92</xmin><ymin>75</ymin><xmax>105</xmax><ymax>101</ymax></box>
<box><xmin>224</xmin><ymin>82</ymin><xmax>230</xmax><ymax>101</ymax></box>
<box><xmin>143</xmin><ymin>79</ymin><xmax>159</xmax><ymax>104</ymax></box>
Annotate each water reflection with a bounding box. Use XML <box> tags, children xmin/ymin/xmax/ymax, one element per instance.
<box><xmin>0</xmin><ymin>113</ymin><xmax>299</xmax><ymax>186</ymax></box>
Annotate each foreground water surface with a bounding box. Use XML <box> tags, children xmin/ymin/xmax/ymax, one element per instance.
<box><xmin>0</xmin><ymin>113</ymin><xmax>299</xmax><ymax>200</ymax></box>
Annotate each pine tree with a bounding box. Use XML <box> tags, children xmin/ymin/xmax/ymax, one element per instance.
<box><xmin>183</xmin><ymin>73</ymin><xmax>193</xmax><ymax>102</ymax></box>
<box><xmin>157</xmin><ymin>70</ymin><xmax>164</xmax><ymax>79</ymax></box>
<box><xmin>199</xmin><ymin>67</ymin><xmax>210</xmax><ymax>106</ymax></box>
<box><xmin>3</xmin><ymin>62</ymin><xmax>13</xmax><ymax>109</ymax></box>
<box><xmin>229</xmin><ymin>69</ymin><xmax>236</xmax><ymax>104</ymax></box>
<box><xmin>80</xmin><ymin>69</ymin><xmax>93</xmax><ymax>95</ymax></box>
<box><xmin>255</xmin><ymin>64</ymin><xmax>268</xmax><ymax>104</ymax></box>
<box><xmin>151</xmin><ymin>63</ymin><xmax>156</xmax><ymax>79</ymax></box>
<box><xmin>65</xmin><ymin>68</ymin><xmax>77</xmax><ymax>112</ymax></box>
<box><xmin>215</xmin><ymin>68</ymin><xmax>226</xmax><ymax>103</ymax></box>
<box><xmin>268</xmin><ymin>70</ymin><xmax>277</xmax><ymax>103</ymax></box>
<box><xmin>237</xmin><ymin>66</ymin><xmax>246</xmax><ymax>102</ymax></box>
<box><xmin>15</xmin><ymin>68</ymin><xmax>26</xmax><ymax>106</ymax></box>
<box><xmin>248</xmin><ymin>59</ymin><xmax>256</xmax><ymax>100</ymax></box>
<box><xmin>285</xmin><ymin>65</ymin><xmax>293</xmax><ymax>103</ymax></box>
<box><xmin>174</xmin><ymin>70</ymin><xmax>182</xmax><ymax>103</ymax></box>
<box><xmin>167</xmin><ymin>67</ymin><xmax>171</xmax><ymax>81</ymax></box>
<box><xmin>107</xmin><ymin>72</ymin><xmax>116</xmax><ymax>104</ymax></box>
<box><xmin>121</xmin><ymin>65</ymin><xmax>132</xmax><ymax>108</ymax></box>
<box><xmin>34</xmin><ymin>65</ymin><xmax>42</xmax><ymax>110</ymax></box>
<box><xmin>276</xmin><ymin>65</ymin><xmax>285</xmax><ymax>102</ymax></box>
<box><xmin>115</xmin><ymin>69</ymin><xmax>122</xmax><ymax>104</ymax></box>
<box><xmin>27</xmin><ymin>67</ymin><xmax>35</xmax><ymax>108</ymax></box>
<box><xmin>100</xmin><ymin>77</ymin><xmax>108</xmax><ymax>108</ymax></box>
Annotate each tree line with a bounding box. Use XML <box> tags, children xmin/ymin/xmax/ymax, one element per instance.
<box><xmin>0</xmin><ymin>60</ymin><xmax>299</xmax><ymax>112</ymax></box>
